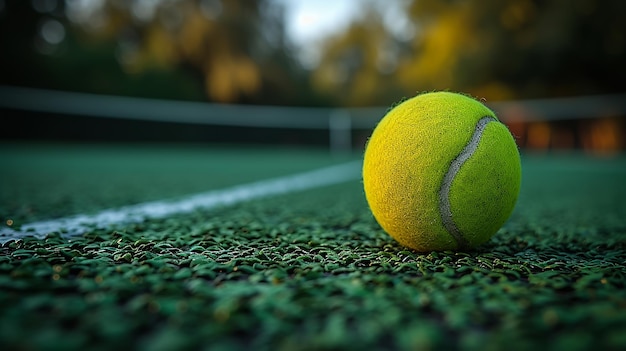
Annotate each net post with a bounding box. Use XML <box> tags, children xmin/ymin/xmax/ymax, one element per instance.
<box><xmin>329</xmin><ymin>109</ymin><xmax>352</xmax><ymax>155</ymax></box>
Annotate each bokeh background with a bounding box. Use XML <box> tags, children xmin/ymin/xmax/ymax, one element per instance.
<box><xmin>1</xmin><ymin>0</ymin><xmax>625</xmax><ymax>154</ymax></box>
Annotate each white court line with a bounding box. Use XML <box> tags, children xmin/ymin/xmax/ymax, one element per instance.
<box><xmin>0</xmin><ymin>161</ymin><xmax>362</xmax><ymax>243</ymax></box>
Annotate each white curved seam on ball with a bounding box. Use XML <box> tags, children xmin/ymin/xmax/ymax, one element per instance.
<box><xmin>438</xmin><ymin>116</ymin><xmax>497</xmax><ymax>249</ymax></box>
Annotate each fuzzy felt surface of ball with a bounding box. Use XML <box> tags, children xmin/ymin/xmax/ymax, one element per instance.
<box><xmin>362</xmin><ymin>91</ymin><xmax>522</xmax><ymax>252</ymax></box>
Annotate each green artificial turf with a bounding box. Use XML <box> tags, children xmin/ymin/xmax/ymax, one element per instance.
<box><xmin>0</xmin><ymin>143</ymin><xmax>351</xmax><ymax>225</ymax></box>
<box><xmin>1</xmin><ymin>143</ymin><xmax>625</xmax><ymax>351</ymax></box>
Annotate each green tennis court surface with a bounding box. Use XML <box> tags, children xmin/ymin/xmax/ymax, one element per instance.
<box><xmin>1</xmin><ymin>143</ymin><xmax>625</xmax><ymax>351</ymax></box>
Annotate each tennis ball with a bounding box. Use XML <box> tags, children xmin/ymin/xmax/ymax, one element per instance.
<box><xmin>362</xmin><ymin>91</ymin><xmax>521</xmax><ymax>252</ymax></box>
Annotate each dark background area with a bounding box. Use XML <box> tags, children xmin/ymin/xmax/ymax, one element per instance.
<box><xmin>2</xmin><ymin>109</ymin><xmax>333</xmax><ymax>146</ymax></box>
<box><xmin>1</xmin><ymin>0</ymin><xmax>625</xmax><ymax>152</ymax></box>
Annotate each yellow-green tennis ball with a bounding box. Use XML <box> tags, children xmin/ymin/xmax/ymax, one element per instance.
<box><xmin>362</xmin><ymin>91</ymin><xmax>521</xmax><ymax>252</ymax></box>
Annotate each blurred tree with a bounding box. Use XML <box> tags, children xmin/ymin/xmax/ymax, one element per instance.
<box><xmin>0</xmin><ymin>0</ymin><xmax>205</xmax><ymax>101</ymax></box>
<box><xmin>0</xmin><ymin>0</ymin><xmax>328</xmax><ymax>105</ymax></box>
<box><xmin>311</xmin><ymin>0</ymin><xmax>626</xmax><ymax>105</ymax></box>
<box><xmin>312</xmin><ymin>9</ymin><xmax>406</xmax><ymax>107</ymax></box>
<box><xmin>3</xmin><ymin>0</ymin><xmax>625</xmax><ymax>107</ymax></box>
